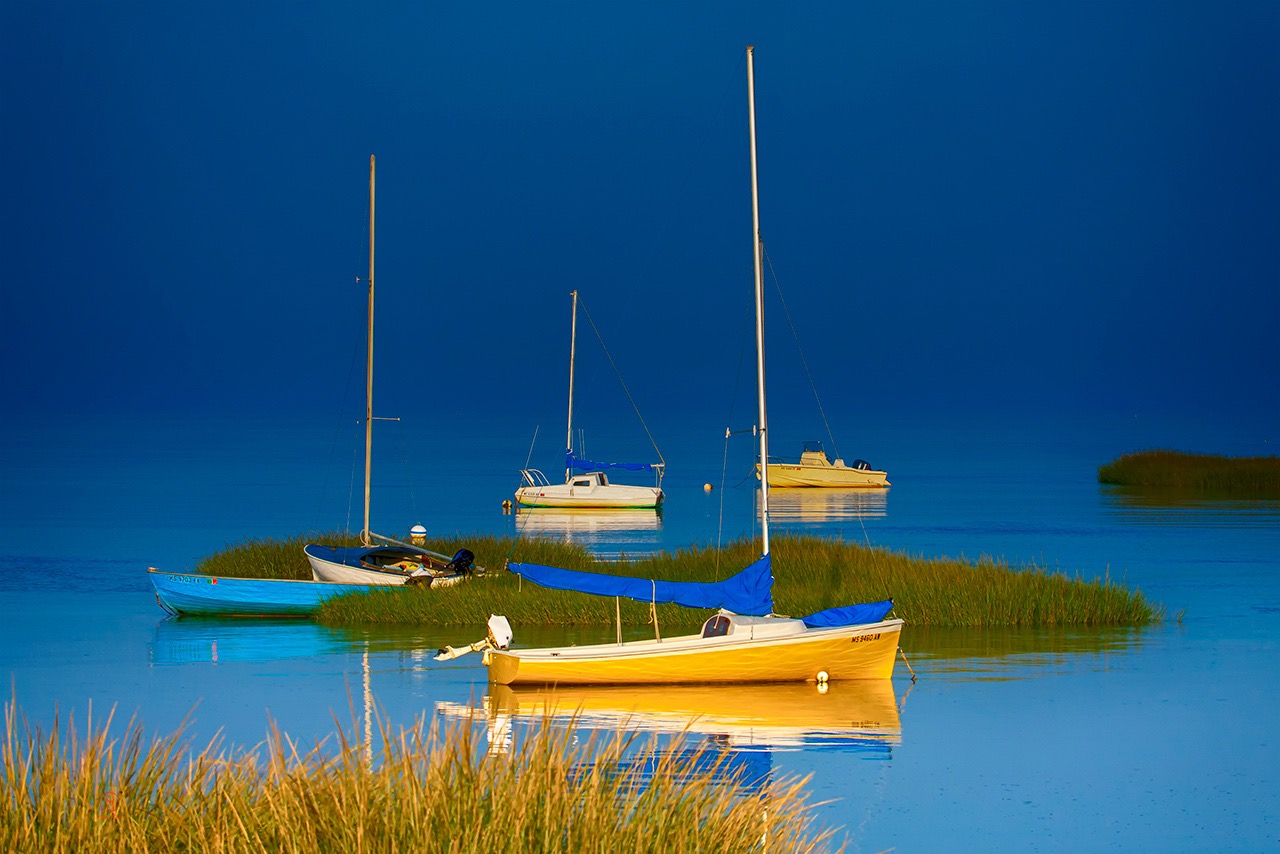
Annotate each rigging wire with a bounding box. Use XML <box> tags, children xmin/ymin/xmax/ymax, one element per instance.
<box><xmin>762</xmin><ymin>246</ymin><xmax>881</xmax><ymax>550</ymax></box>
<box><xmin>317</xmin><ymin>277</ymin><xmax>369</xmax><ymax>534</ymax></box>
<box><xmin>504</xmin><ymin>427</ymin><xmax>543</xmax><ymax>563</ymax></box>
<box><xmin>762</xmin><ymin>244</ymin><xmax>840</xmax><ymax>461</ymax></box>
<box><xmin>715</xmin><ymin>309</ymin><xmax>753</xmax><ymax>577</ymax></box>
<box><xmin>577</xmin><ymin>296</ymin><xmax>665</xmax><ymax>467</ymax></box>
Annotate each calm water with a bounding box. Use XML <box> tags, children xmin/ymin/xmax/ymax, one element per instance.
<box><xmin>1</xmin><ymin>413</ymin><xmax>1276</xmax><ymax>851</ymax></box>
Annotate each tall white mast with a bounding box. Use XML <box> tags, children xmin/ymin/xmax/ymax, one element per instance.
<box><xmin>747</xmin><ymin>46</ymin><xmax>770</xmax><ymax>556</ymax></box>
<box><xmin>565</xmin><ymin>289</ymin><xmax>579</xmax><ymax>484</ymax></box>
<box><xmin>362</xmin><ymin>155</ymin><xmax>375</xmax><ymax>545</ymax></box>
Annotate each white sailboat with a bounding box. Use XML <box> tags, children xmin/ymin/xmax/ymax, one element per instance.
<box><xmin>305</xmin><ymin>156</ymin><xmax>477</xmax><ymax>587</ymax></box>
<box><xmin>441</xmin><ymin>48</ymin><xmax>903</xmax><ymax>686</ymax></box>
<box><xmin>514</xmin><ymin>289</ymin><xmax>665</xmax><ymax>509</ymax></box>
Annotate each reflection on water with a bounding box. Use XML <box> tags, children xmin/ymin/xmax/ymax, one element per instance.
<box><xmin>761</xmin><ymin>488</ymin><xmax>888</xmax><ymax>525</ymax></box>
<box><xmin>1100</xmin><ymin>486</ymin><xmax>1280</xmax><ymax>528</ymax></box>
<box><xmin>511</xmin><ymin>507</ymin><xmax>663</xmax><ymax>559</ymax></box>
<box><xmin>440</xmin><ymin>680</ymin><xmax>902</xmax><ymax>764</ymax></box>
<box><xmin>148</xmin><ymin>617</ymin><xmax>445</xmax><ymax>667</ymax></box>
<box><xmin>148</xmin><ymin>618</ymin><xmax>352</xmax><ymax>665</ymax></box>
<box><xmin>905</xmin><ymin>626</ymin><xmax>1146</xmax><ymax>681</ymax></box>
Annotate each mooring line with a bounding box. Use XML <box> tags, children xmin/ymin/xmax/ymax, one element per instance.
<box><xmin>898</xmin><ymin>646</ymin><xmax>917</xmax><ymax>683</ymax></box>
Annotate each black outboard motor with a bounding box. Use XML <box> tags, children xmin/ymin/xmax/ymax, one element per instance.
<box><xmin>447</xmin><ymin>548</ymin><xmax>476</xmax><ymax>574</ymax></box>
<box><xmin>852</xmin><ymin>459</ymin><xmax>872</xmax><ymax>471</ymax></box>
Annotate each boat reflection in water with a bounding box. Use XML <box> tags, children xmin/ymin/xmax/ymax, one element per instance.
<box><xmin>440</xmin><ymin>680</ymin><xmax>901</xmax><ymax>789</ymax></box>
<box><xmin>147</xmin><ymin>617</ymin><xmax>354</xmax><ymax>666</ymax></box>
<box><xmin>147</xmin><ymin>616</ymin><xmax>442</xmax><ymax>669</ymax></box>
<box><xmin>762</xmin><ymin>488</ymin><xmax>888</xmax><ymax>526</ymax></box>
<box><xmin>512</xmin><ymin>507</ymin><xmax>663</xmax><ymax>559</ymax></box>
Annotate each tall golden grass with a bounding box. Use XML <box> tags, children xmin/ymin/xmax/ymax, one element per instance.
<box><xmin>1</xmin><ymin>698</ymin><xmax>840</xmax><ymax>852</ymax></box>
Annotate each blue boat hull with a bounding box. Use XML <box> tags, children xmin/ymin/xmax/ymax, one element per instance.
<box><xmin>147</xmin><ymin>568</ymin><xmax>377</xmax><ymax>617</ymax></box>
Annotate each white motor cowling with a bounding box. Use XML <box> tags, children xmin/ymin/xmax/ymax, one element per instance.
<box><xmin>487</xmin><ymin>615</ymin><xmax>513</xmax><ymax>650</ymax></box>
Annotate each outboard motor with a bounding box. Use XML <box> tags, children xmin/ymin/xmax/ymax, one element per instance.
<box><xmin>852</xmin><ymin>459</ymin><xmax>872</xmax><ymax>471</ymax></box>
<box><xmin>447</xmin><ymin>548</ymin><xmax>476</xmax><ymax>574</ymax></box>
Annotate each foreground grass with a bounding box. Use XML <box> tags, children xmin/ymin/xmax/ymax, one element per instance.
<box><xmin>1</xmin><ymin>701</ymin><xmax>836</xmax><ymax>853</ymax></box>
<box><xmin>1099</xmin><ymin>450</ymin><xmax>1280</xmax><ymax>497</ymax></box>
<box><xmin>183</xmin><ymin>531</ymin><xmax>1166</xmax><ymax>630</ymax></box>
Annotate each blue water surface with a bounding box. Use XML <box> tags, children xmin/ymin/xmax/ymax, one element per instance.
<box><xmin>0</xmin><ymin>412</ymin><xmax>1276</xmax><ymax>851</ymax></box>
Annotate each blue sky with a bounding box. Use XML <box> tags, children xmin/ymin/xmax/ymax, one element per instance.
<box><xmin>2</xmin><ymin>2</ymin><xmax>1276</xmax><ymax>448</ymax></box>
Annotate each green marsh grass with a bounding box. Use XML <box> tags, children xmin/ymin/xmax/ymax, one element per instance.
<box><xmin>1099</xmin><ymin>450</ymin><xmax>1280</xmax><ymax>497</ymax></box>
<box><xmin>194</xmin><ymin>532</ymin><xmax>363</xmax><ymax>580</ymax></box>
<box><xmin>302</xmin><ymin>533</ymin><xmax>1161</xmax><ymax>629</ymax></box>
<box><xmin>195</xmin><ymin>532</ymin><xmax>1160</xmax><ymax>628</ymax></box>
<box><xmin>1</xmin><ymin>699</ymin><xmax>839</xmax><ymax>853</ymax></box>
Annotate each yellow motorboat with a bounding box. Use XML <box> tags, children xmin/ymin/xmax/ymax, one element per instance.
<box><xmin>761</xmin><ymin>442</ymin><xmax>890</xmax><ymax>488</ymax></box>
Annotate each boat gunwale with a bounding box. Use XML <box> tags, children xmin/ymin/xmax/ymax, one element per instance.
<box><xmin>147</xmin><ymin>567</ymin><xmax>379</xmax><ymax>588</ymax></box>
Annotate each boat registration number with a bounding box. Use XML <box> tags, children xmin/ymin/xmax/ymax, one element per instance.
<box><xmin>850</xmin><ymin>633</ymin><xmax>881</xmax><ymax>644</ymax></box>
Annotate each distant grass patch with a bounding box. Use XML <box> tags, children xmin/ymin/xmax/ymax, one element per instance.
<box><xmin>1099</xmin><ymin>450</ymin><xmax>1280</xmax><ymax>497</ymax></box>
<box><xmin>188</xmin><ymin>532</ymin><xmax>1159</xmax><ymax>630</ymax></box>
<box><xmin>0</xmin><ymin>699</ymin><xmax>837</xmax><ymax>853</ymax></box>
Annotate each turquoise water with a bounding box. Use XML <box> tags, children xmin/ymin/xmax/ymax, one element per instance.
<box><xmin>1</xmin><ymin>414</ymin><xmax>1276</xmax><ymax>850</ymax></box>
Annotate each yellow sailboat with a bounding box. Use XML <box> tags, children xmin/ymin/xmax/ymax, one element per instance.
<box><xmin>437</xmin><ymin>46</ymin><xmax>904</xmax><ymax>687</ymax></box>
<box><xmin>482</xmin><ymin>605</ymin><xmax>902</xmax><ymax>686</ymax></box>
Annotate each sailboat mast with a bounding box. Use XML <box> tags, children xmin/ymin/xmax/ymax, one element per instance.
<box><xmin>565</xmin><ymin>289</ymin><xmax>579</xmax><ymax>484</ymax></box>
<box><xmin>746</xmin><ymin>46</ymin><xmax>770</xmax><ymax>555</ymax></box>
<box><xmin>363</xmin><ymin>155</ymin><xmax>375</xmax><ymax>545</ymax></box>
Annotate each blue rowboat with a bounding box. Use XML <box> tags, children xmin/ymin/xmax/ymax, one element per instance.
<box><xmin>147</xmin><ymin>568</ymin><xmax>378</xmax><ymax>617</ymax></box>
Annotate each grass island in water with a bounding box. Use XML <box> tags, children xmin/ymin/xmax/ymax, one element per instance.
<box><xmin>197</xmin><ymin>533</ymin><xmax>1162</xmax><ymax>630</ymax></box>
<box><xmin>1099</xmin><ymin>449</ymin><xmax>1280</xmax><ymax>497</ymax></box>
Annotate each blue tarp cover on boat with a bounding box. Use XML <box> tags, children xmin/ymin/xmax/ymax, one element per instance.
<box><xmin>508</xmin><ymin>554</ymin><xmax>774</xmax><ymax>616</ymax></box>
<box><xmin>566</xmin><ymin>452</ymin><xmax>655</xmax><ymax>473</ymax></box>
<box><xmin>800</xmin><ymin>600</ymin><xmax>894</xmax><ymax>628</ymax></box>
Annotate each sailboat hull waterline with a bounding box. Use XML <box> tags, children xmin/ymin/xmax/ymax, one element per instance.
<box><xmin>513</xmin><ymin>478</ymin><xmax>663</xmax><ymax>509</ymax></box>
<box><xmin>485</xmin><ymin>618</ymin><xmax>903</xmax><ymax>686</ymax></box>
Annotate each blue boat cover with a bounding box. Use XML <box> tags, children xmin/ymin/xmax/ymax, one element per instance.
<box><xmin>508</xmin><ymin>554</ymin><xmax>774</xmax><ymax>616</ymax></box>
<box><xmin>800</xmin><ymin>600</ymin><xmax>894</xmax><ymax>628</ymax></box>
<box><xmin>566</xmin><ymin>452</ymin><xmax>655</xmax><ymax>473</ymax></box>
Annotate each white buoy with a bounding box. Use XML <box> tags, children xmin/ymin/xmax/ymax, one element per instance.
<box><xmin>816</xmin><ymin>670</ymin><xmax>829</xmax><ymax>684</ymax></box>
<box><xmin>410</xmin><ymin>524</ymin><xmax>427</xmax><ymax>545</ymax></box>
